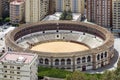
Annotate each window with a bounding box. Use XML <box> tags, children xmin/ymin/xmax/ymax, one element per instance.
<box><xmin>17</xmin><ymin>67</ymin><xmax>20</xmax><ymax>70</ymax></box>
<box><xmin>104</xmin><ymin>52</ymin><xmax>107</xmax><ymax>57</ymax></box>
<box><xmin>10</xmin><ymin>76</ymin><xmax>13</xmax><ymax>78</ymax></box>
<box><xmin>17</xmin><ymin>72</ymin><xmax>20</xmax><ymax>74</ymax></box>
<box><xmin>45</xmin><ymin>59</ymin><xmax>49</xmax><ymax>65</ymax></box>
<box><xmin>10</xmin><ymin>66</ymin><xmax>14</xmax><ymax>69</ymax></box>
<box><xmin>97</xmin><ymin>54</ymin><xmax>100</xmax><ymax>60</ymax></box>
<box><xmin>4</xmin><ymin>75</ymin><xmax>7</xmax><ymax>78</ymax></box>
<box><xmin>101</xmin><ymin>53</ymin><xmax>104</xmax><ymax>59</ymax></box>
<box><xmin>82</xmin><ymin>57</ymin><xmax>86</xmax><ymax>63</ymax></box>
<box><xmin>57</xmin><ymin>35</ymin><xmax>59</xmax><ymax>37</ymax></box>
<box><xmin>10</xmin><ymin>71</ymin><xmax>14</xmax><ymax>74</ymax></box>
<box><xmin>61</xmin><ymin>59</ymin><xmax>65</xmax><ymax>65</ymax></box>
<box><xmin>77</xmin><ymin>58</ymin><xmax>81</xmax><ymax>64</ymax></box>
<box><xmin>55</xmin><ymin>59</ymin><xmax>59</xmax><ymax>65</ymax></box>
<box><xmin>67</xmin><ymin>59</ymin><xmax>71</xmax><ymax>65</ymax></box>
<box><xmin>17</xmin><ymin>77</ymin><xmax>20</xmax><ymax>80</ymax></box>
<box><xmin>67</xmin><ymin>67</ymin><xmax>71</xmax><ymax>69</ymax></box>
<box><xmin>87</xmin><ymin>56</ymin><xmax>91</xmax><ymax>62</ymax></box>
<box><xmin>4</xmin><ymin>66</ymin><xmax>7</xmax><ymax>68</ymax></box>
<box><xmin>39</xmin><ymin>58</ymin><xmax>43</xmax><ymax>64</ymax></box>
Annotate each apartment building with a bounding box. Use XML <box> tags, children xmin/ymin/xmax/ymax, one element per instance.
<box><xmin>0</xmin><ymin>0</ymin><xmax>2</xmax><ymax>18</ymax></box>
<box><xmin>49</xmin><ymin>0</ymin><xmax>55</xmax><ymax>14</ymax></box>
<box><xmin>25</xmin><ymin>0</ymin><xmax>49</xmax><ymax>23</ymax></box>
<box><xmin>0</xmin><ymin>0</ymin><xmax>9</xmax><ymax>18</ymax></box>
<box><xmin>0</xmin><ymin>52</ymin><xmax>38</xmax><ymax>80</ymax></box>
<box><xmin>87</xmin><ymin>0</ymin><xmax>112</xmax><ymax>28</ymax></box>
<box><xmin>112</xmin><ymin>0</ymin><xmax>120</xmax><ymax>33</ymax></box>
<box><xmin>10</xmin><ymin>0</ymin><xmax>25</xmax><ymax>23</ymax></box>
<box><xmin>0</xmin><ymin>0</ymin><xmax>14</xmax><ymax>18</ymax></box>
<box><xmin>39</xmin><ymin>0</ymin><xmax>49</xmax><ymax>20</ymax></box>
<box><xmin>55</xmin><ymin>0</ymin><xmax>84</xmax><ymax>15</ymax></box>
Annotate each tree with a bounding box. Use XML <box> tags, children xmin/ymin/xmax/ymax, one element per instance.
<box><xmin>60</xmin><ymin>10</ymin><xmax>73</xmax><ymax>20</ymax></box>
<box><xmin>0</xmin><ymin>18</ymin><xmax>3</xmax><ymax>24</ymax></box>
<box><xmin>102</xmin><ymin>70</ymin><xmax>115</xmax><ymax>80</ymax></box>
<box><xmin>65</xmin><ymin>74</ymin><xmax>72</xmax><ymax>80</ymax></box>
<box><xmin>4</xmin><ymin>17</ymin><xmax>10</xmax><ymax>22</ymax></box>
<box><xmin>66</xmin><ymin>15</ymin><xmax>72</xmax><ymax>20</ymax></box>
<box><xmin>0</xmin><ymin>17</ymin><xmax>3</xmax><ymax>22</ymax></box>
<box><xmin>114</xmin><ymin>67</ymin><xmax>120</xmax><ymax>80</ymax></box>
<box><xmin>60</xmin><ymin>14</ymin><xmax>65</xmax><ymax>20</ymax></box>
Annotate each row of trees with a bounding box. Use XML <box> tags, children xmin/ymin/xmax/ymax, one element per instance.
<box><xmin>0</xmin><ymin>17</ymin><xmax>19</xmax><ymax>27</ymax></box>
<box><xmin>0</xmin><ymin>17</ymin><xmax>10</xmax><ymax>23</ymax></box>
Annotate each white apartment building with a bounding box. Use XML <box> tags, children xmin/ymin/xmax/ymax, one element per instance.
<box><xmin>0</xmin><ymin>52</ymin><xmax>38</xmax><ymax>80</ymax></box>
<box><xmin>112</xmin><ymin>0</ymin><xmax>120</xmax><ymax>33</ymax></box>
<box><xmin>25</xmin><ymin>0</ymin><xmax>49</xmax><ymax>23</ymax></box>
<box><xmin>10</xmin><ymin>0</ymin><xmax>25</xmax><ymax>23</ymax></box>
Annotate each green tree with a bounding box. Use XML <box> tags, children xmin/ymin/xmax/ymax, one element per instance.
<box><xmin>65</xmin><ymin>74</ymin><xmax>72</xmax><ymax>80</ymax></box>
<box><xmin>60</xmin><ymin>10</ymin><xmax>72</xmax><ymax>20</ymax></box>
<box><xmin>66</xmin><ymin>15</ymin><xmax>72</xmax><ymax>20</ymax></box>
<box><xmin>102</xmin><ymin>70</ymin><xmax>115</xmax><ymax>80</ymax></box>
<box><xmin>4</xmin><ymin>17</ymin><xmax>10</xmax><ymax>22</ymax></box>
<box><xmin>0</xmin><ymin>17</ymin><xmax>3</xmax><ymax>22</ymax></box>
<box><xmin>114</xmin><ymin>67</ymin><xmax>120</xmax><ymax>80</ymax></box>
<box><xmin>60</xmin><ymin>13</ymin><xmax>65</xmax><ymax>20</ymax></box>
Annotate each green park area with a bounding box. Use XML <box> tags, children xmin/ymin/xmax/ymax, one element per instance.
<box><xmin>38</xmin><ymin>66</ymin><xmax>103</xmax><ymax>80</ymax></box>
<box><xmin>38</xmin><ymin>60</ymin><xmax>120</xmax><ymax>80</ymax></box>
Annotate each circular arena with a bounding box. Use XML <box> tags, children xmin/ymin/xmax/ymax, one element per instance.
<box><xmin>5</xmin><ymin>21</ymin><xmax>114</xmax><ymax>71</ymax></box>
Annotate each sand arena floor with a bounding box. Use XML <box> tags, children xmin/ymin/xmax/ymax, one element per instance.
<box><xmin>31</xmin><ymin>41</ymin><xmax>89</xmax><ymax>53</ymax></box>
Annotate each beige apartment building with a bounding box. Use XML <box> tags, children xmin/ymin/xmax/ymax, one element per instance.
<box><xmin>10</xmin><ymin>0</ymin><xmax>25</xmax><ymax>23</ymax></box>
<box><xmin>55</xmin><ymin>0</ymin><xmax>84</xmax><ymax>15</ymax></box>
<box><xmin>25</xmin><ymin>0</ymin><xmax>49</xmax><ymax>23</ymax></box>
<box><xmin>87</xmin><ymin>0</ymin><xmax>112</xmax><ymax>28</ymax></box>
<box><xmin>112</xmin><ymin>0</ymin><xmax>120</xmax><ymax>33</ymax></box>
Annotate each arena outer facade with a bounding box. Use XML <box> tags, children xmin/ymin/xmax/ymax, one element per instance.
<box><xmin>5</xmin><ymin>21</ymin><xmax>114</xmax><ymax>71</ymax></box>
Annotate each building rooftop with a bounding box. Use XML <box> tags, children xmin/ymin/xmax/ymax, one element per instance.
<box><xmin>42</xmin><ymin>12</ymin><xmax>81</xmax><ymax>21</ymax></box>
<box><xmin>0</xmin><ymin>52</ymin><xmax>37</xmax><ymax>64</ymax></box>
<box><xmin>10</xmin><ymin>0</ymin><xmax>24</xmax><ymax>5</ymax></box>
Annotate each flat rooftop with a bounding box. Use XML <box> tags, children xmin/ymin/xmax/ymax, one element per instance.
<box><xmin>11</xmin><ymin>0</ymin><xmax>24</xmax><ymax>5</ymax></box>
<box><xmin>42</xmin><ymin>12</ymin><xmax>81</xmax><ymax>21</ymax></box>
<box><xmin>0</xmin><ymin>52</ymin><xmax>37</xmax><ymax>64</ymax></box>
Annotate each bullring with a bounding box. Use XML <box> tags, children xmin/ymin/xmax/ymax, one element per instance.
<box><xmin>5</xmin><ymin>21</ymin><xmax>114</xmax><ymax>71</ymax></box>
